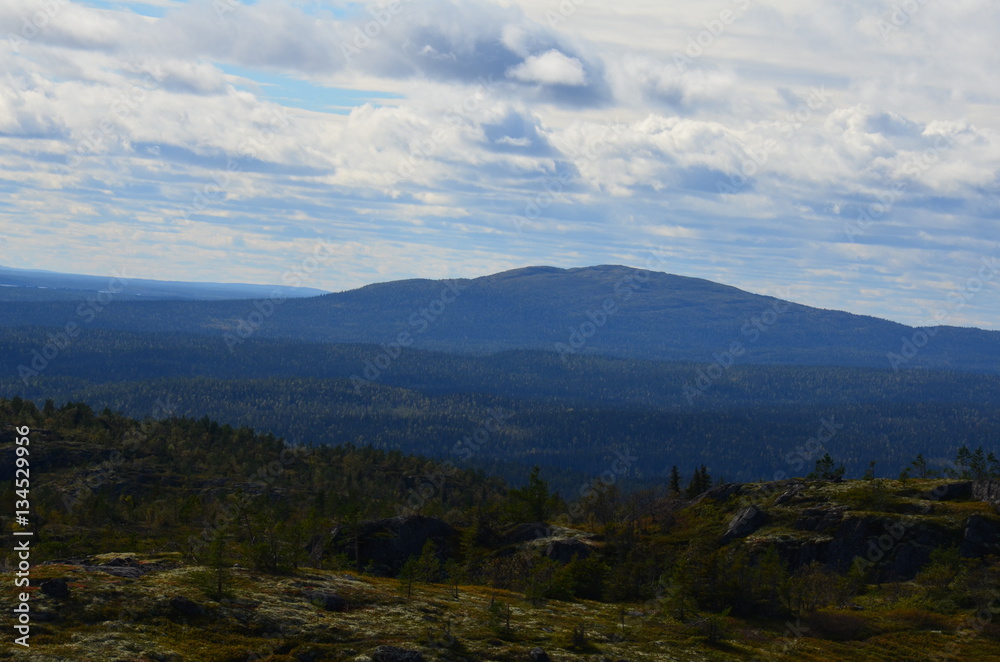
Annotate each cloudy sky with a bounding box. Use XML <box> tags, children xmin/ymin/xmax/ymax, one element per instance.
<box><xmin>2</xmin><ymin>0</ymin><xmax>999</xmax><ymax>328</ymax></box>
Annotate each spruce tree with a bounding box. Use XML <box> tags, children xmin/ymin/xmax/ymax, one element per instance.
<box><xmin>668</xmin><ymin>465</ymin><xmax>681</xmax><ymax>495</ymax></box>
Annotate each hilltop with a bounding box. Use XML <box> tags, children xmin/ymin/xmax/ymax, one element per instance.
<box><xmin>2</xmin><ymin>265</ymin><xmax>998</xmax><ymax>371</ymax></box>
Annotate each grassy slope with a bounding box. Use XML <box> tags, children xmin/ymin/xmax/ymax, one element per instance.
<box><xmin>4</xmin><ymin>553</ymin><xmax>1000</xmax><ymax>662</ymax></box>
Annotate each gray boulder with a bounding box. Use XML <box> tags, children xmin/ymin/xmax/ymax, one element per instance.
<box><xmin>40</xmin><ymin>578</ymin><xmax>70</xmax><ymax>599</ymax></box>
<box><xmin>721</xmin><ymin>505</ymin><xmax>769</xmax><ymax>543</ymax></box>
<box><xmin>303</xmin><ymin>589</ymin><xmax>347</xmax><ymax>611</ymax></box>
<box><xmin>529</xmin><ymin>647</ymin><xmax>550</xmax><ymax>662</ymax></box>
<box><xmin>973</xmin><ymin>480</ymin><xmax>1000</xmax><ymax>506</ymax></box>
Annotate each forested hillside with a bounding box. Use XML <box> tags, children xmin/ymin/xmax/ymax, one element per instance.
<box><xmin>3</xmin><ymin>400</ymin><xmax>1000</xmax><ymax>661</ymax></box>
<box><xmin>3</xmin><ymin>265</ymin><xmax>998</xmax><ymax>370</ymax></box>
<box><xmin>3</xmin><ymin>327</ymin><xmax>1000</xmax><ymax>487</ymax></box>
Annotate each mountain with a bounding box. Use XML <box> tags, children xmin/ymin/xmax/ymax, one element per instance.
<box><xmin>0</xmin><ymin>264</ymin><xmax>328</xmax><ymax>301</ymax></box>
<box><xmin>2</xmin><ymin>264</ymin><xmax>998</xmax><ymax>372</ymax></box>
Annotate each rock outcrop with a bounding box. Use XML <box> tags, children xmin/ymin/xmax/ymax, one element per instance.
<box><xmin>694</xmin><ymin>483</ymin><xmax>748</xmax><ymax>504</ymax></box>
<box><xmin>544</xmin><ymin>538</ymin><xmax>592</xmax><ymax>564</ymax></box>
<box><xmin>302</xmin><ymin>589</ymin><xmax>347</xmax><ymax>612</ymax></box>
<box><xmin>330</xmin><ymin>515</ymin><xmax>456</xmax><ymax>577</ymax></box>
<box><xmin>721</xmin><ymin>505</ymin><xmax>769</xmax><ymax>544</ymax></box>
<box><xmin>974</xmin><ymin>480</ymin><xmax>1000</xmax><ymax>506</ymax></box>
<box><xmin>960</xmin><ymin>514</ymin><xmax>1000</xmax><ymax>558</ymax></box>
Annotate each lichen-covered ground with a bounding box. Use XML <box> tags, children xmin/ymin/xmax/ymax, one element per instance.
<box><xmin>3</xmin><ymin>550</ymin><xmax>999</xmax><ymax>661</ymax></box>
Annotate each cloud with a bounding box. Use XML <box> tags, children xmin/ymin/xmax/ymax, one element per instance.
<box><xmin>507</xmin><ymin>50</ymin><xmax>588</xmax><ymax>87</ymax></box>
<box><xmin>1</xmin><ymin>0</ymin><xmax>999</xmax><ymax>328</ymax></box>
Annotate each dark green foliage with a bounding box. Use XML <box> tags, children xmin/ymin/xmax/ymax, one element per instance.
<box><xmin>809</xmin><ymin>454</ymin><xmax>846</xmax><ymax>481</ymax></box>
<box><xmin>685</xmin><ymin>465</ymin><xmax>713</xmax><ymax>498</ymax></box>
<box><xmin>5</xmin><ymin>325</ymin><xmax>1000</xmax><ymax>485</ymax></box>
<box><xmin>668</xmin><ymin>465</ymin><xmax>681</xmax><ymax>495</ymax></box>
<box><xmin>504</xmin><ymin>467</ymin><xmax>562</xmax><ymax>522</ymax></box>
<box><xmin>951</xmin><ymin>445</ymin><xmax>1000</xmax><ymax>480</ymax></box>
<box><xmin>2</xmin><ymin>394</ymin><xmax>998</xmax><ymax>654</ymax></box>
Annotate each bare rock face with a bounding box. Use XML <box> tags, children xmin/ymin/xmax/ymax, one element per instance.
<box><xmin>929</xmin><ymin>482</ymin><xmax>973</xmax><ymax>501</ymax></box>
<box><xmin>500</xmin><ymin>522</ymin><xmax>553</xmax><ymax>546</ymax></box>
<box><xmin>721</xmin><ymin>505</ymin><xmax>769</xmax><ymax>544</ymax></box>
<box><xmin>794</xmin><ymin>507</ymin><xmax>844</xmax><ymax>533</ymax></box>
<box><xmin>773</xmin><ymin>515</ymin><xmax>955</xmax><ymax>582</ymax></box>
<box><xmin>544</xmin><ymin>538</ymin><xmax>592</xmax><ymax>564</ymax></box>
<box><xmin>330</xmin><ymin>515</ymin><xmax>456</xmax><ymax>577</ymax></box>
<box><xmin>974</xmin><ymin>480</ymin><xmax>1000</xmax><ymax>506</ymax></box>
<box><xmin>773</xmin><ymin>483</ymin><xmax>805</xmax><ymax>506</ymax></box>
<box><xmin>302</xmin><ymin>589</ymin><xmax>347</xmax><ymax>612</ymax></box>
<box><xmin>960</xmin><ymin>514</ymin><xmax>1000</xmax><ymax>558</ymax></box>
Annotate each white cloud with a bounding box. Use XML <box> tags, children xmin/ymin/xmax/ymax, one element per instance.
<box><xmin>1</xmin><ymin>0</ymin><xmax>999</xmax><ymax>328</ymax></box>
<box><xmin>506</xmin><ymin>50</ymin><xmax>588</xmax><ymax>86</ymax></box>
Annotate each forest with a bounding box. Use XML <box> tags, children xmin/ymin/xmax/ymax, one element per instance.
<box><xmin>2</xmin><ymin>398</ymin><xmax>1000</xmax><ymax>661</ymax></box>
<box><xmin>3</xmin><ymin>325</ymin><xmax>1000</xmax><ymax>488</ymax></box>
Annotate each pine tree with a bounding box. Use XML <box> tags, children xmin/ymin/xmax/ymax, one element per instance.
<box><xmin>910</xmin><ymin>453</ymin><xmax>930</xmax><ymax>479</ymax></box>
<box><xmin>399</xmin><ymin>557</ymin><xmax>418</xmax><ymax>599</ymax></box>
<box><xmin>668</xmin><ymin>465</ymin><xmax>681</xmax><ymax>495</ymax></box>
<box><xmin>414</xmin><ymin>540</ymin><xmax>441</xmax><ymax>583</ymax></box>
<box><xmin>808</xmin><ymin>454</ymin><xmax>845</xmax><ymax>481</ymax></box>
<box><xmin>208</xmin><ymin>527</ymin><xmax>230</xmax><ymax>600</ymax></box>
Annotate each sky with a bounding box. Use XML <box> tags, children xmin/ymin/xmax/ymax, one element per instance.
<box><xmin>1</xmin><ymin>0</ymin><xmax>999</xmax><ymax>328</ymax></box>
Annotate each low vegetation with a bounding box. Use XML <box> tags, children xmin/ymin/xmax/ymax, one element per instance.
<box><xmin>2</xmin><ymin>398</ymin><xmax>1000</xmax><ymax>660</ymax></box>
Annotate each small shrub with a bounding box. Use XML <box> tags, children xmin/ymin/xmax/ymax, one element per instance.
<box><xmin>884</xmin><ymin>607</ymin><xmax>949</xmax><ymax>631</ymax></box>
<box><xmin>806</xmin><ymin>610</ymin><xmax>871</xmax><ymax>641</ymax></box>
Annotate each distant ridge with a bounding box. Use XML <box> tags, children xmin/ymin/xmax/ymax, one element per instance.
<box><xmin>1</xmin><ymin>264</ymin><xmax>997</xmax><ymax>372</ymax></box>
<box><xmin>0</xmin><ymin>264</ymin><xmax>328</xmax><ymax>301</ymax></box>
